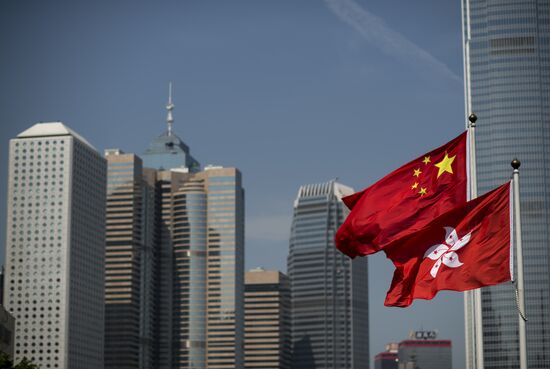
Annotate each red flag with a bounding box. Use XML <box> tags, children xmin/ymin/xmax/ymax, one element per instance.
<box><xmin>336</xmin><ymin>132</ymin><xmax>468</xmax><ymax>258</ymax></box>
<box><xmin>384</xmin><ymin>182</ymin><xmax>512</xmax><ymax>308</ymax></box>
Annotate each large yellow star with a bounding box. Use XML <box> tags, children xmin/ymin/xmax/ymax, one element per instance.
<box><xmin>413</xmin><ymin>168</ymin><xmax>422</xmax><ymax>177</ymax></box>
<box><xmin>418</xmin><ymin>187</ymin><xmax>427</xmax><ymax>196</ymax></box>
<box><xmin>434</xmin><ymin>153</ymin><xmax>456</xmax><ymax>178</ymax></box>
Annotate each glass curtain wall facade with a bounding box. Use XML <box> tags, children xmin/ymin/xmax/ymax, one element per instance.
<box><xmin>462</xmin><ymin>1</ymin><xmax>550</xmax><ymax>368</ymax></box>
<box><xmin>4</xmin><ymin>123</ymin><xmax>106</xmax><ymax>369</ymax></box>
<box><xmin>287</xmin><ymin>180</ymin><xmax>369</xmax><ymax>369</ymax></box>
<box><xmin>104</xmin><ymin>150</ymin><xmax>158</xmax><ymax>369</ymax></box>
<box><xmin>203</xmin><ymin>167</ymin><xmax>245</xmax><ymax>369</ymax></box>
<box><xmin>140</xmin><ymin>89</ymin><xmax>244</xmax><ymax>368</ymax></box>
<box><xmin>154</xmin><ymin>167</ymin><xmax>244</xmax><ymax>369</ymax></box>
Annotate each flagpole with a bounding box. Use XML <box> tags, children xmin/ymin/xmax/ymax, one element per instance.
<box><xmin>467</xmin><ymin>113</ymin><xmax>485</xmax><ymax>369</ymax></box>
<box><xmin>511</xmin><ymin>159</ymin><xmax>527</xmax><ymax>369</ymax></box>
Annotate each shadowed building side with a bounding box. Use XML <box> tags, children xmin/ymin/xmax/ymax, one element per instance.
<box><xmin>104</xmin><ymin>150</ymin><xmax>158</xmax><ymax>369</ymax></box>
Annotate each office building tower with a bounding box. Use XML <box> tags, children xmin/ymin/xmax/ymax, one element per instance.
<box><xmin>397</xmin><ymin>334</ymin><xmax>451</xmax><ymax>369</ymax></box>
<box><xmin>287</xmin><ymin>180</ymin><xmax>369</xmax><ymax>369</ymax></box>
<box><xmin>374</xmin><ymin>343</ymin><xmax>398</xmax><ymax>369</ymax></box>
<box><xmin>142</xmin><ymin>83</ymin><xmax>200</xmax><ymax>172</ymax></box>
<box><xmin>462</xmin><ymin>1</ymin><xmax>550</xmax><ymax>368</ymax></box>
<box><xmin>244</xmin><ymin>268</ymin><xmax>290</xmax><ymax>369</ymax></box>
<box><xmin>140</xmin><ymin>85</ymin><xmax>245</xmax><ymax>369</ymax></box>
<box><xmin>4</xmin><ymin>123</ymin><xmax>106</xmax><ymax>368</ymax></box>
<box><xmin>104</xmin><ymin>149</ymin><xmax>158</xmax><ymax>369</ymax></box>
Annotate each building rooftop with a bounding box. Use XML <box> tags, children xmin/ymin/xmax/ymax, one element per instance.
<box><xmin>17</xmin><ymin>122</ymin><xmax>96</xmax><ymax>150</ymax></box>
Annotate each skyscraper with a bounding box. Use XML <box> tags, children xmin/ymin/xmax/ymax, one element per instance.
<box><xmin>462</xmin><ymin>1</ymin><xmax>550</xmax><ymax>368</ymax></box>
<box><xmin>244</xmin><ymin>268</ymin><xmax>291</xmax><ymax>369</ymax></box>
<box><xmin>139</xmin><ymin>84</ymin><xmax>245</xmax><ymax>369</ymax></box>
<box><xmin>4</xmin><ymin>123</ymin><xmax>107</xmax><ymax>368</ymax></box>
<box><xmin>104</xmin><ymin>149</ymin><xmax>158</xmax><ymax>369</ymax></box>
<box><xmin>287</xmin><ymin>180</ymin><xmax>369</xmax><ymax>369</ymax></box>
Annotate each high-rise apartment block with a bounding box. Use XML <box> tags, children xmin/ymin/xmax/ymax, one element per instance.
<box><xmin>4</xmin><ymin>123</ymin><xmax>106</xmax><ymax>368</ymax></box>
<box><xmin>287</xmin><ymin>180</ymin><xmax>369</xmax><ymax>369</ymax></box>
<box><xmin>244</xmin><ymin>268</ymin><xmax>290</xmax><ymax>369</ymax></box>
<box><xmin>104</xmin><ymin>149</ymin><xmax>158</xmax><ymax>369</ymax></box>
<box><xmin>462</xmin><ymin>1</ymin><xmax>550</xmax><ymax>367</ymax></box>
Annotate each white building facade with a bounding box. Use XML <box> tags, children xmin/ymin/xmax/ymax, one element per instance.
<box><xmin>4</xmin><ymin>123</ymin><xmax>107</xmax><ymax>368</ymax></box>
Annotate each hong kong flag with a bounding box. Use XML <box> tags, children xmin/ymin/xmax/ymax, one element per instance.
<box><xmin>384</xmin><ymin>182</ymin><xmax>512</xmax><ymax>308</ymax></box>
<box><xmin>336</xmin><ymin>132</ymin><xmax>468</xmax><ymax>258</ymax></box>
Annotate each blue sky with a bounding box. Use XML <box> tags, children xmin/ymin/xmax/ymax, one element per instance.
<box><xmin>0</xmin><ymin>0</ymin><xmax>466</xmax><ymax>367</ymax></box>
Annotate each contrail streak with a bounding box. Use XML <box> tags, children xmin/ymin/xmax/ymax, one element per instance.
<box><xmin>324</xmin><ymin>0</ymin><xmax>461</xmax><ymax>82</ymax></box>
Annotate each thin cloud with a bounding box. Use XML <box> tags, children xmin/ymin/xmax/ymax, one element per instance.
<box><xmin>324</xmin><ymin>0</ymin><xmax>461</xmax><ymax>82</ymax></box>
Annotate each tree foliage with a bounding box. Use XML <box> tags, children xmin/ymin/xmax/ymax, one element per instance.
<box><xmin>0</xmin><ymin>353</ymin><xmax>39</xmax><ymax>369</ymax></box>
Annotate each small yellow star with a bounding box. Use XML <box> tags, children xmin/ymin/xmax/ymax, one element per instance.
<box><xmin>418</xmin><ymin>187</ymin><xmax>428</xmax><ymax>196</ymax></box>
<box><xmin>411</xmin><ymin>182</ymin><xmax>419</xmax><ymax>189</ymax></box>
<box><xmin>434</xmin><ymin>153</ymin><xmax>456</xmax><ymax>178</ymax></box>
<box><xmin>413</xmin><ymin>168</ymin><xmax>422</xmax><ymax>177</ymax></box>
<box><xmin>423</xmin><ymin>156</ymin><xmax>431</xmax><ymax>165</ymax></box>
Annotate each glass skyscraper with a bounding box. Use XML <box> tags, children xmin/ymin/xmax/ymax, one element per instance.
<box><xmin>136</xmin><ymin>86</ymin><xmax>245</xmax><ymax>369</ymax></box>
<box><xmin>462</xmin><ymin>1</ymin><xmax>550</xmax><ymax>368</ymax></box>
<box><xmin>287</xmin><ymin>180</ymin><xmax>369</xmax><ymax>369</ymax></box>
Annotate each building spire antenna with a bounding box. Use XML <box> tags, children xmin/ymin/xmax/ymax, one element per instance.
<box><xmin>166</xmin><ymin>82</ymin><xmax>175</xmax><ymax>136</ymax></box>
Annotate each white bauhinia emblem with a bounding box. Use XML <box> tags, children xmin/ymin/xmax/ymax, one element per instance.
<box><xmin>424</xmin><ymin>227</ymin><xmax>472</xmax><ymax>278</ymax></box>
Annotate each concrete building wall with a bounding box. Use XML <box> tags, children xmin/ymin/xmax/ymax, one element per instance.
<box><xmin>4</xmin><ymin>123</ymin><xmax>106</xmax><ymax>369</ymax></box>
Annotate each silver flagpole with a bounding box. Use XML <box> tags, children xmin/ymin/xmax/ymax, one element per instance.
<box><xmin>462</xmin><ymin>0</ymin><xmax>480</xmax><ymax>366</ymax></box>
<box><xmin>511</xmin><ymin>159</ymin><xmax>527</xmax><ymax>369</ymax></box>
<box><xmin>468</xmin><ymin>113</ymin><xmax>484</xmax><ymax>369</ymax></box>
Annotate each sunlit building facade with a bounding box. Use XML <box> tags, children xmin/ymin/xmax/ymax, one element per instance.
<box><xmin>287</xmin><ymin>180</ymin><xmax>369</xmax><ymax>369</ymax></box>
<box><xmin>244</xmin><ymin>268</ymin><xmax>291</xmax><ymax>369</ymax></box>
<box><xmin>462</xmin><ymin>1</ymin><xmax>550</xmax><ymax>368</ymax></box>
<box><xmin>4</xmin><ymin>122</ymin><xmax>106</xmax><ymax>369</ymax></box>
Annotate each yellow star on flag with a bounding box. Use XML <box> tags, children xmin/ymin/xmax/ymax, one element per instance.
<box><xmin>422</xmin><ymin>156</ymin><xmax>431</xmax><ymax>165</ymax></box>
<box><xmin>411</xmin><ymin>182</ymin><xmax>419</xmax><ymax>189</ymax></box>
<box><xmin>413</xmin><ymin>168</ymin><xmax>422</xmax><ymax>177</ymax></box>
<box><xmin>434</xmin><ymin>153</ymin><xmax>456</xmax><ymax>178</ymax></box>
<box><xmin>418</xmin><ymin>187</ymin><xmax>427</xmax><ymax>196</ymax></box>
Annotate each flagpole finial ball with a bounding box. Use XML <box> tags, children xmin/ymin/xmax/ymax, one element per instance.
<box><xmin>468</xmin><ymin>113</ymin><xmax>477</xmax><ymax>124</ymax></box>
<box><xmin>511</xmin><ymin>158</ymin><xmax>521</xmax><ymax>170</ymax></box>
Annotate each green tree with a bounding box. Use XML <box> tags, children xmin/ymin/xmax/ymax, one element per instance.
<box><xmin>0</xmin><ymin>353</ymin><xmax>39</xmax><ymax>369</ymax></box>
<box><xmin>14</xmin><ymin>358</ymin><xmax>39</xmax><ymax>369</ymax></box>
<box><xmin>0</xmin><ymin>352</ymin><xmax>13</xmax><ymax>369</ymax></box>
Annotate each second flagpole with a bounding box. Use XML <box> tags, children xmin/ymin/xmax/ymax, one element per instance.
<box><xmin>467</xmin><ymin>113</ymin><xmax>485</xmax><ymax>369</ymax></box>
<box><xmin>512</xmin><ymin>159</ymin><xmax>527</xmax><ymax>369</ymax></box>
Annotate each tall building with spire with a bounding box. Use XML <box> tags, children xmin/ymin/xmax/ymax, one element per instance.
<box><xmin>287</xmin><ymin>180</ymin><xmax>369</xmax><ymax>369</ymax></box>
<box><xmin>4</xmin><ymin>123</ymin><xmax>107</xmax><ymax>369</ymax></box>
<box><xmin>103</xmin><ymin>84</ymin><xmax>244</xmax><ymax>369</ymax></box>
<box><xmin>142</xmin><ymin>83</ymin><xmax>200</xmax><ymax>172</ymax></box>
<box><xmin>462</xmin><ymin>1</ymin><xmax>550</xmax><ymax>368</ymax></box>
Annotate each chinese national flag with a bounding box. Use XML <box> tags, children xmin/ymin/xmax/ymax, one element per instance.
<box><xmin>336</xmin><ymin>132</ymin><xmax>468</xmax><ymax>258</ymax></box>
<box><xmin>384</xmin><ymin>182</ymin><xmax>512</xmax><ymax>308</ymax></box>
